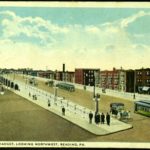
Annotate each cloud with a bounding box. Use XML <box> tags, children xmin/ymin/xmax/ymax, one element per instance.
<box><xmin>120</xmin><ymin>10</ymin><xmax>150</xmax><ymax>28</ymax></box>
<box><xmin>0</xmin><ymin>10</ymin><xmax>149</xmax><ymax>70</ymax></box>
<box><xmin>0</xmin><ymin>11</ymin><xmax>69</xmax><ymax>46</ymax></box>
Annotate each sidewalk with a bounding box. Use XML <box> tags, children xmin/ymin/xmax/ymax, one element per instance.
<box><xmin>4</xmin><ymin>79</ymin><xmax>132</xmax><ymax>136</ymax></box>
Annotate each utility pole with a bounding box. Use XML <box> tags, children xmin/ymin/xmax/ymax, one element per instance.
<box><xmin>94</xmin><ymin>93</ymin><xmax>100</xmax><ymax>114</ymax></box>
<box><xmin>133</xmin><ymin>70</ymin><xmax>136</xmax><ymax>99</ymax></box>
<box><xmin>93</xmin><ymin>71</ymin><xmax>96</xmax><ymax>98</ymax></box>
<box><xmin>54</xmin><ymin>86</ymin><xmax>58</xmax><ymax>105</ymax></box>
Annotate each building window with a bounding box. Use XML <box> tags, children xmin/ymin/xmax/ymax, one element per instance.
<box><xmin>138</xmin><ymin>71</ymin><xmax>142</xmax><ymax>75</ymax></box>
<box><xmin>147</xmin><ymin>71</ymin><xmax>149</xmax><ymax>75</ymax></box>
<box><xmin>138</xmin><ymin>79</ymin><xmax>142</xmax><ymax>83</ymax></box>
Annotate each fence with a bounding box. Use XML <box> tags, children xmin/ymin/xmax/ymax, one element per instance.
<box><xmin>2</xmin><ymin>75</ymin><xmax>94</xmax><ymax>122</ymax></box>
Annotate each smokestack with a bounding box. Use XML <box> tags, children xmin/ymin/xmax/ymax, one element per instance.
<box><xmin>63</xmin><ymin>63</ymin><xmax>65</xmax><ymax>72</ymax></box>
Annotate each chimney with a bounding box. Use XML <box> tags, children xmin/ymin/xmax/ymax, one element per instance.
<box><xmin>63</xmin><ymin>63</ymin><xmax>65</xmax><ymax>72</ymax></box>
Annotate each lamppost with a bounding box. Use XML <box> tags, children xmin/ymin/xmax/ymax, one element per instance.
<box><xmin>54</xmin><ymin>86</ymin><xmax>58</xmax><ymax>105</ymax></box>
<box><xmin>93</xmin><ymin>71</ymin><xmax>100</xmax><ymax>113</ymax></box>
<box><xmin>84</xmin><ymin>72</ymin><xmax>86</xmax><ymax>90</ymax></box>
<box><xmin>93</xmin><ymin>93</ymin><xmax>100</xmax><ymax>114</ymax></box>
<box><xmin>133</xmin><ymin>70</ymin><xmax>136</xmax><ymax>99</ymax></box>
<box><xmin>13</xmin><ymin>71</ymin><xmax>15</xmax><ymax>81</ymax></box>
<box><xmin>93</xmin><ymin>71</ymin><xmax>96</xmax><ymax>98</ymax></box>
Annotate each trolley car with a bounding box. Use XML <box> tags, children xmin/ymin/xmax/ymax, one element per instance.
<box><xmin>134</xmin><ymin>100</ymin><xmax>150</xmax><ymax>117</ymax></box>
<box><xmin>56</xmin><ymin>83</ymin><xmax>75</xmax><ymax>92</ymax></box>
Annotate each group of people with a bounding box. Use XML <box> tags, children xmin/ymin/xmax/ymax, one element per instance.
<box><xmin>89</xmin><ymin>111</ymin><xmax>110</xmax><ymax>125</ymax></box>
<box><xmin>28</xmin><ymin>92</ymin><xmax>37</xmax><ymax>100</ymax></box>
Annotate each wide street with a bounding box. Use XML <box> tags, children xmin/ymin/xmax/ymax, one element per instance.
<box><xmin>0</xmin><ymin>73</ymin><xmax>150</xmax><ymax>142</ymax></box>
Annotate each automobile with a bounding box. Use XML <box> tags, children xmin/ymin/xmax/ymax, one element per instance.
<box><xmin>110</xmin><ymin>102</ymin><xmax>125</xmax><ymax>115</ymax></box>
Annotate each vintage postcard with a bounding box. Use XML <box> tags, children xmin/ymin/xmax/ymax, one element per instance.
<box><xmin>0</xmin><ymin>1</ymin><xmax>150</xmax><ymax>149</ymax></box>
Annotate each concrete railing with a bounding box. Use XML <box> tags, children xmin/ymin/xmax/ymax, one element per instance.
<box><xmin>2</xmin><ymin>76</ymin><xmax>94</xmax><ymax>122</ymax></box>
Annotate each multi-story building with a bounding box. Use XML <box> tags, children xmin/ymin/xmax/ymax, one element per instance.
<box><xmin>65</xmin><ymin>71</ymin><xmax>75</xmax><ymax>83</ymax></box>
<box><xmin>38</xmin><ymin>70</ymin><xmax>54</xmax><ymax>79</ymax></box>
<box><xmin>126</xmin><ymin>70</ymin><xmax>135</xmax><ymax>93</ymax></box>
<box><xmin>100</xmin><ymin>68</ymin><xmax>126</xmax><ymax>91</ymax></box>
<box><xmin>55</xmin><ymin>71</ymin><xmax>63</xmax><ymax>81</ymax></box>
<box><xmin>75</xmin><ymin>68</ymin><xmax>100</xmax><ymax>86</ymax></box>
<box><xmin>135</xmin><ymin>68</ymin><xmax>150</xmax><ymax>93</ymax></box>
<box><xmin>118</xmin><ymin>70</ymin><xmax>126</xmax><ymax>92</ymax></box>
<box><xmin>54</xmin><ymin>70</ymin><xmax>75</xmax><ymax>83</ymax></box>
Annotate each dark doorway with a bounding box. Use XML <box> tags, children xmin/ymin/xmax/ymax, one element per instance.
<box><xmin>14</xmin><ymin>84</ymin><xmax>19</xmax><ymax>90</ymax></box>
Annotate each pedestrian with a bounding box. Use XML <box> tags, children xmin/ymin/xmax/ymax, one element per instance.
<box><xmin>95</xmin><ymin>112</ymin><xmax>100</xmax><ymax>124</ymax></box>
<box><xmin>48</xmin><ymin>99</ymin><xmax>50</xmax><ymax>107</ymax></box>
<box><xmin>62</xmin><ymin>106</ymin><xmax>65</xmax><ymax>115</ymax></box>
<box><xmin>106</xmin><ymin>112</ymin><xmax>110</xmax><ymax>126</ymax></box>
<box><xmin>1</xmin><ymin>86</ymin><xmax>4</xmax><ymax>91</ymax></box>
<box><xmin>34</xmin><ymin>95</ymin><xmax>37</xmax><ymax>100</ymax></box>
<box><xmin>117</xmin><ymin>111</ymin><xmax>121</xmax><ymax>120</ymax></box>
<box><xmin>89</xmin><ymin>111</ymin><xmax>93</xmax><ymax>124</ymax></box>
<box><xmin>29</xmin><ymin>92</ymin><xmax>31</xmax><ymax>97</ymax></box>
<box><xmin>128</xmin><ymin>111</ymin><xmax>131</xmax><ymax>119</ymax></box>
<box><xmin>101</xmin><ymin>113</ymin><xmax>105</xmax><ymax>124</ymax></box>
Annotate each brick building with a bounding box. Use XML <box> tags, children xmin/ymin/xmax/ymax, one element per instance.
<box><xmin>38</xmin><ymin>70</ymin><xmax>54</xmax><ymax>79</ymax></box>
<box><xmin>126</xmin><ymin>70</ymin><xmax>135</xmax><ymax>93</ymax></box>
<box><xmin>54</xmin><ymin>70</ymin><xmax>75</xmax><ymax>82</ymax></box>
<box><xmin>100</xmin><ymin>68</ymin><xmax>126</xmax><ymax>91</ymax></box>
<box><xmin>55</xmin><ymin>71</ymin><xmax>63</xmax><ymax>81</ymax></box>
<box><xmin>135</xmin><ymin>68</ymin><xmax>150</xmax><ymax>93</ymax></box>
<box><xmin>65</xmin><ymin>71</ymin><xmax>75</xmax><ymax>83</ymax></box>
<box><xmin>75</xmin><ymin>68</ymin><xmax>100</xmax><ymax>86</ymax></box>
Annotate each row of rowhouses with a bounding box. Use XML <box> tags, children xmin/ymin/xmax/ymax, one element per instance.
<box><xmin>2</xmin><ymin>67</ymin><xmax>150</xmax><ymax>94</ymax></box>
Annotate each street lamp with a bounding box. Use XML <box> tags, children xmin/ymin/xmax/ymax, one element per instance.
<box><xmin>93</xmin><ymin>93</ymin><xmax>100</xmax><ymax>114</ymax></box>
<box><xmin>133</xmin><ymin>70</ymin><xmax>136</xmax><ymax>99</ymax></box>
<box><xmin>54</xmin><ymin>86</ymin><xmax>58</xmax><ymax>105</ymax></box>
<box><xmin>13</xmin><ymin>71</ymin><xmax>15</xmax><ymax>81</ymax></box>
<box><xmin>93</xmin><ymin>71</ymin><xmax>96</xmax><ymax>98</ymax></box>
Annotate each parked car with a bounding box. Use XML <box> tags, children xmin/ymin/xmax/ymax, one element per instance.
<box><xmin>110</xmin><ymin>103</ymin><xmax>125</xmax><ymax>115</ymax></box>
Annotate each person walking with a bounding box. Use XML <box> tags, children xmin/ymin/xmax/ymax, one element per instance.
<box><xmin>106</xmin><ymin>112</ymin><xmax>110</xmax><ymax>126</ymax></box>
<box><xmin>62</xmin><ymin>106</ymin><xmax>65</xmax><ymax>116</ymax></box>
<box><xmin>89</xmin><ymin>111</ymin><xmax>93</xmax><ymax>124</ymax></box>
<box><xmin>101</xmin><ymin>113</ymin><xmax>105</xmax><ymax>124</ymax></box>
<box><xmin>48</xmin><ymin>99</ymin><xmax>51</xmax><ymax>107</ymax></box>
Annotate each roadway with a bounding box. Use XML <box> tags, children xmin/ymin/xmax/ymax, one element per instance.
<box><xmin>0</xmin><ymin>73</ymin><xmax>150</xmax><ymax>142</ymax></box>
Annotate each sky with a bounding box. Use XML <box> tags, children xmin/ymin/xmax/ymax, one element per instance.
<box><xmin>0</xmin><ymin>4</ymin><xmax>150</xmax><ymax>71</ymax></box>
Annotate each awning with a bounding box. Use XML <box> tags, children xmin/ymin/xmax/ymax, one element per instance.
<box><xmin>142</xmin><ymin>86</ymin><xmax>150</xmax><ymax>91</ymax></box>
